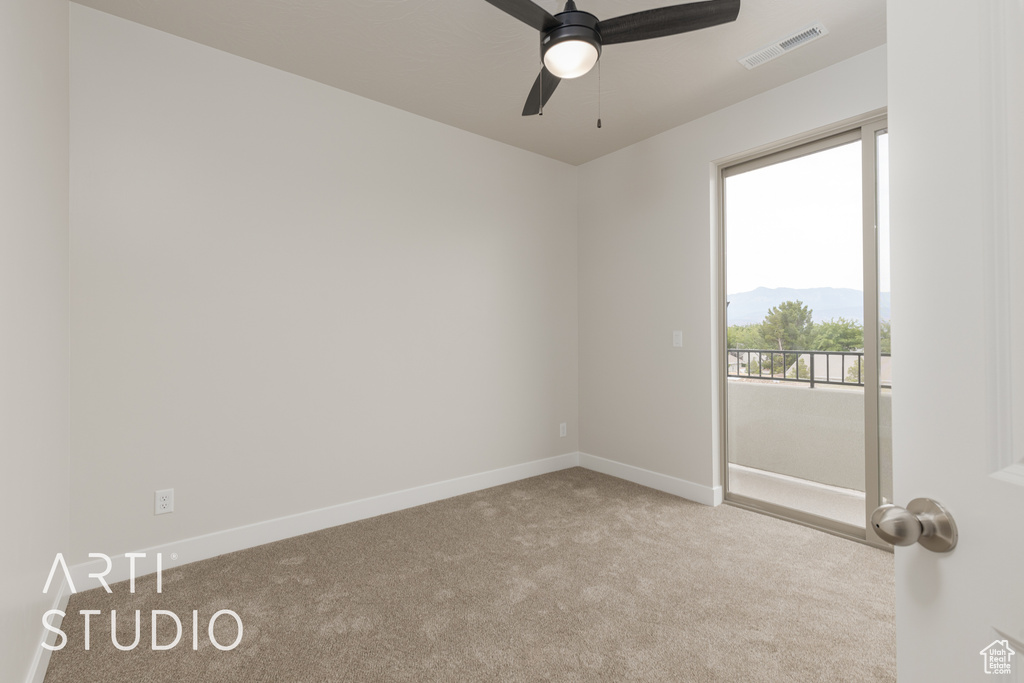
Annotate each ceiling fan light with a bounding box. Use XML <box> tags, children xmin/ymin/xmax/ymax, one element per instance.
<box><xmin>543</xmin><ymin>39</ymin><xmax>599</xmax><ymax>79</ymax></box>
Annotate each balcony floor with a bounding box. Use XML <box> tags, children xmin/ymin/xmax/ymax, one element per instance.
<box><xmin>728</xmin><ymin>463</ymin><xmax>865</xmax><ymax>528</ymax></box>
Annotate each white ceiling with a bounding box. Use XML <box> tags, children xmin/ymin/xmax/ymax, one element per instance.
<box><xmin>70</xmin><ymin>0</ymin><xmax>886</xmax><ymax>166</ymax></box>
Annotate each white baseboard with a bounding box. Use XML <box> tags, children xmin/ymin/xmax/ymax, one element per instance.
<box><xmin>64</xmin><ymin>451</ymin><xmax>717</xmax><ymax>592</ymax></box>
<box><xmin>61</xmin><ymin>450</ymin><xmax>717</xmax><ymax>613</ymax></box>
<box><xmin>579</xmin><ymin>452</ymin><xmax>721</xmax><ymax>507</ymax></box>
<box><xmin>712</xmin><ymin>483</ymin><xmax>724</xmax><ymax>506</ymax></box>
<box><xmin>26</xmin><ymin>577</ymin><xmax>71</xmax><ymax>683</ymax></box>
<box><xmin>67</xmin><ymin>452</ymin><xmax>581</xmax><ymax>591</ymax></box>
<box><xmin>32</xmin><ymin>450</ymin><xmax>721</xmax><ymax>683</ymax></box>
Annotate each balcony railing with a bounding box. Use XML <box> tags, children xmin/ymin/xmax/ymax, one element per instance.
<box><xmin>727</xmin><ymin>348</ymin><xmax>892</xmax><ymax>389</ymax></box>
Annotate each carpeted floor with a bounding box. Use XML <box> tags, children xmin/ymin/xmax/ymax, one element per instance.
<box><xmin>45</xmin><ymin>468</ymin><xmax>895</xmax><ymax>682</ymax></box>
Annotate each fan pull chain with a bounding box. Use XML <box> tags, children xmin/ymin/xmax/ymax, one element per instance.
<box><xmin>597</xmin><ymin>60</ymin><xmax>602</xmax><ymax>129</ymax></box>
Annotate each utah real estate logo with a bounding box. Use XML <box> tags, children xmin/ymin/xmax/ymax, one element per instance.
<box><xmin>980</xmin><ymin>639</ymin><xmax>1015</xmax><ymax>675</ymax></box>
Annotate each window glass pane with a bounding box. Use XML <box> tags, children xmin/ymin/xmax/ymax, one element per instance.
<box><xmin>877</xmin><ymin>130</ymin><xmax>892</xmax><ymax>506</ymax></box>
<box><xmin>725</xmin><ymin>139</ymin><xmax>866</xmax><ymax>527</ymax></box>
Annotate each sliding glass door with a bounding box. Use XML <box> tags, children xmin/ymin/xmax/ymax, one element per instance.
<box><xmin>720</xmin><ymin>115</ymin><xmax>890</xmax><ymax>545</ymax></box>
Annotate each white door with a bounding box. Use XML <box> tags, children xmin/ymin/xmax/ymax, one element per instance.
<box><xmin>889</xmin><ymin>1</ymin><xmax>1024</xmax><ymax>680</ymax></box>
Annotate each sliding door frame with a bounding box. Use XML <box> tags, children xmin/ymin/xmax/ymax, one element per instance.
<box><xmin>860</xmin><ymin>117</ymin><xmax>889</xmax><ymax>548</ymax></box>
<box><xmin>715</xmin><ymin>109</ymin><xmax>889</xmax><ymax>549</ymax></box>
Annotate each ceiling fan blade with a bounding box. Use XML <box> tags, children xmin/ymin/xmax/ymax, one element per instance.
<box><xmin>482</xmin><ymin>0</ymin><xmax>562</xmax><ymax>32</ymax></box>
<box><xmin>522</xmin><ymin>67</ymin><xmax>561</xmax><ymax>116</ymax></box>
<box><xmin>597</xmin><ymin>0</ymin><xmax>740</xmax><ymax>45</ymax></box>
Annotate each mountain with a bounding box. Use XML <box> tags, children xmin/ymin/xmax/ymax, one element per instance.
<box><xmin>726</xmin><ymin>287</ymin><xmax>891</xmax><ymax>326</ymax></box>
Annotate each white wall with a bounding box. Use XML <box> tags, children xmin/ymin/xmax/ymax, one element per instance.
<box><xmin>69</xmin><ymin>5</ymin><xmax>578</xmax><ymax>564</ymax></box>
<box><xmin>0</xmin><ymin>0</ymin><xmax>70</xmax><ymax>679</ymax></box>
<box><xmin>727</xmin><ymin>382</ymin><xmax>893</xmax><ymax>494</ymax></box>
<box><xmin>577</xmin><ymin>47</ymin><xmax>887</xmax><ymax>493</ymax></box>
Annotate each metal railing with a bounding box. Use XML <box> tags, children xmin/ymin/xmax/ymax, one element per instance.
<box><xmin>726</xmin><ymin>348</ymin><xmax>892</xmax><ymax>388</ymax></box>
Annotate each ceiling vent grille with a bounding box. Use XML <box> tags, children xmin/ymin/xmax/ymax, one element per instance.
<box><xmin>739</xmin><ymin>23</ymin><xmax>829</xmax><ymax>70</ymax></box>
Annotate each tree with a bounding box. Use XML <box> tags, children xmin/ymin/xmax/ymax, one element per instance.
<box><xmin>749</xmin><ymin>300</ymin><xmax>814</xmax><ymax>375</ymax></box>
<box><xmin>841</xmin><ymin>321</ymin><xmax>891</xmax><ymax>384</ymax></box>
<box><xmin>880</xmin><ymin>319</ymin><xmax>892</xmax><ymax>354</ymax></box>
<box><xmin>787</xmin><ymin>357</ymin><xmax>810</xmax><ymax>380</ymax></box>
<box><xmin>811</xmin><ymin>317</ymin><xmax>863</xmax><ymax>352</ymax></box>
<box><xmin>727</xmin><ymin>324</ymin><xmax>766</xmax><ymax>350</ymax></box>
<box><xmin>846</xmin><ymin>358</ymin><xmax>864</xmax><ymax>384</ymax></box>
<box><xmin>759</xmin><ymin>300</ymin><xmax>814</xmax><ymax>351</ymax></box>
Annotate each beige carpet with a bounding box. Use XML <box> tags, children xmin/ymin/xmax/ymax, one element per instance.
<box><xmin>45</xmin><ymin>468</ymin><xmax>895</xmax><ymax>682</ymax></box>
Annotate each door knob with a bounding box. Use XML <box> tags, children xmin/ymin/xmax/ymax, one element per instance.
<box><xmin>870</xmin><ymin>498</ymin><xmax>958</xmax><ymax>552</ymax></box>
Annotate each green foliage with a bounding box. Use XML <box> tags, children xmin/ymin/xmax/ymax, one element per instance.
<box><xmin>880</xmin><ymin>319</ymin><xmax>891</xmax><ymax>354</ymax></box>
<box><xmin>811</xmin><ymin>318</ymin><xmax>863</xmax><ymax>352</ymax></box>
<box><xmin>846</xmin><ymin>358</ymin><xmax>864</xmax><ymax>384</ymax></box>
<box><xmin>787</xmin><ymin>357</ymin><xmax>810</xmax><ymax>380</ymax></box>
<box><xmin>752</xmin><ymin>349</ymin><xmax>801</xmax><ymax>376</ymax></box>
<box><xmin>726</xmin><ymin>324</ymin><xmax>766</xmax><ymax>350</ymax></box>
<box><xmin>759</xmin><ymin>300</ymin><xmax>814</xmax><ymax>351</ymax></box>
<box><xmin>727</xmin><ymin>350</ymin><xmax>761</xmax><ymax>376</ymax></box>
<box><xmin>726</xmin><ymin>305</ymin><xmax>891</xmax><ymax>385</ymax></box>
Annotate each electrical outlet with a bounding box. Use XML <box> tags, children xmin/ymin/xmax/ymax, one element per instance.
<box><xmin>155</xmin><ymin>489</ymin><xmax>174</xmax><ymax>515</ymax></box>
<box><xmin>559</xmin><ymin>422</ymin><xmax>567</xmax><ymax>438</ymax></box>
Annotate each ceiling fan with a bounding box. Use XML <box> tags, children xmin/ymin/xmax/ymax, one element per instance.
<box><xmin>483</xmin><ymin>0</ymin><xmax>741</xmax><ymax>116</ymax></box>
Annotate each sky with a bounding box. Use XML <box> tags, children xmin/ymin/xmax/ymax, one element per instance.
<box><xmin>725</xmin><ymin>135</ymin><xmax>890</xmax><ymax>296</ymax></box>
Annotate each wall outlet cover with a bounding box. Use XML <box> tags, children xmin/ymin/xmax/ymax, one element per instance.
<box><xmin>155</xmin><ymin>488</ymin><xmax>174</xmax><ymax>515</ymax></box>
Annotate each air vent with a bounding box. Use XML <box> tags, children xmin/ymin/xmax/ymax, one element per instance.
<box><xmin>739</xmin><ymin>23</ymin><xmax>829</xmax><ymax>70</ymax></box>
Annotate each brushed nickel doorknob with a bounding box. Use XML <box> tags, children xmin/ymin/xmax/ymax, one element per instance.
<box><xmin>870</xmin><ymin>498</ymin><xmax>958</xmax><ymax>552</ymax></box>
